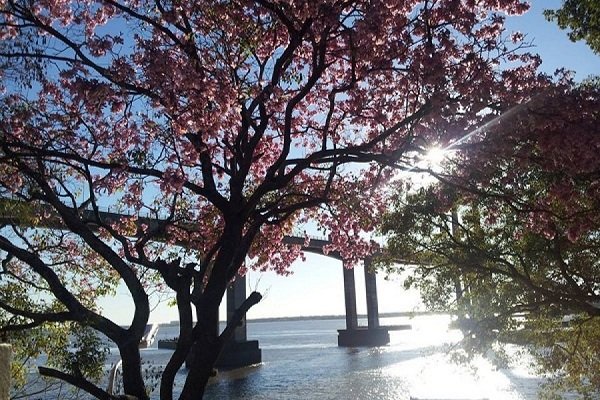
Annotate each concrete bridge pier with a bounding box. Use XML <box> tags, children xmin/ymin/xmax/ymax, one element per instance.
<box><xmin>338</xmin><ymin>258</ymin><xmax>390</xmax><ymax>347</ymax></box>
<box><xmin>342</xmin><ymin>265</ymin><xmax>358</xmax><ymax>330</ymax></box>
<box><xmin>364</xmin><ymin>257</ymin><xmax>380</xmax><ymax>329</ymax></box>
<box><xmin>216</xmin><ymin>274</ymin><xmax>262</xmax><ymax>369</ymax></box>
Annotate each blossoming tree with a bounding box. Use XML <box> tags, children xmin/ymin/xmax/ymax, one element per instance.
<box><xmin>0</xmin><ymin>1</ymin><xmax>541</xmax><ymax>399</ymax></box>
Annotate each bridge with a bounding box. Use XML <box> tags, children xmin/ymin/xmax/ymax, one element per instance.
<box><xmin>0</xmin><ymin>200</ymin><xmax>410</xmax><ymax>369</ymax></box>
<box><xmin>219</xmin><ymin>248</ymin><xmax>401</xmax><ymax>368</ymax></box>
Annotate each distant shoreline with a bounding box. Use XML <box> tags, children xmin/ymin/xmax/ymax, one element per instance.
<box><xmin>159</xmin><ymin>311</ymin><xmax>443</xmax><ymax>326</ymax></box>
<box><xmin>246</xmin><ymin>311</ymin><xmax>442</xmax><ymax>323</ymax></box>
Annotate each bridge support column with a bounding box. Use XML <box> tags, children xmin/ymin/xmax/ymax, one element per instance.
<box><xmin>227</xmin><ymin>274</ymin><xmax>248</xmax><ymax>342</ymax></box>
<box><xmin>342</xmin><ymin>265</ymin><xmax>358</xmax><ymax>330</ymax></box>
<box><xmin>216</xmin><ymin>274</ymin><xmax>262</xmax><ymax>369</ymax></box>
<box><xmin>364</xmin><ymin>257</ymin><xmax>380</xmax><ymax>329</ymax></box>
<box><xmin>338</xmin><ymin>259</ymin><xmax>390</xmax><ymax>347</ymax></box>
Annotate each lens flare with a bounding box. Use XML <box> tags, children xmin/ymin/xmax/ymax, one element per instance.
<box><xmin>424</xmin><ymin>146</ymin><xmax>447</xmax><ymax>168</ymax></box>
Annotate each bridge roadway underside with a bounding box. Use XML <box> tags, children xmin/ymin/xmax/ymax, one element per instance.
<box><xmin>220</xmin><ymin>256</ymin><xmax>393</xmax><ymax>369</ymax></box>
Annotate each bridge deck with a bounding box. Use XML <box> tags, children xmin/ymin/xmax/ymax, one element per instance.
<box><xmin>0</xmin><ymin>199</ymin><xmax>341</xmax><ymax>257</ymax></box>
<box><xmin>0</xmin><ymin>198</ymin><xmax>419</xmax><ymax>264</ymax></box>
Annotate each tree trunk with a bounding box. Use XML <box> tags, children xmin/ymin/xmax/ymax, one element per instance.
<box><xmin>177</xmin><ymin>303</ymin><xmax>222</xmax><ymax>400</ymax></box>
<box><xmin>119</xmin><ymin>342</ymin><xmax>149</xmax><ymax>400</ymax></box>
<box><xmin>175</xmin><ymin>220</ymin><xmax>254</xmax><ymax>399</ymax></box>
<box><xmin>160</xmin><ymin>289</ymin><xmax>194</xmax><ymax>400</ymax></box>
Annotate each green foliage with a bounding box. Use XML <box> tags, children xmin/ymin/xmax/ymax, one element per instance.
<box><xmin>0</xmin><ymin>217</ymin><xmax>116</xmax><ymax>395</ymax></box>
<box><xmin>0</xmin><ymin>198</ymin><xmax>42</xmax><ymax>227</ymax></box>
<box><xmin>380</xmin><ymin>187</ymin><xmax>600</xmax><ymax>398</ymax></box>
<box><xmin>529</xmin><ymin>317</ymin><xmax>600</xmax><ymax>400</ymax></box>
<box><xmin>48</xmin><ymin>324</ymin><xmax>109</xmax><ymax>380</ymax></box>
<box><xmin>379</xmin><ymin>85</ymin><xmax>600</xmax><ymax>398</ymax></box>
<box><xmin>545</xmin><ymin>0</ymin><xmax>600</xmax><ymax>54</ymax></box>
<box><xmin>5</xmin><ymin>320</ymin><xmax>108</xmax><ymax>392</ymax></box>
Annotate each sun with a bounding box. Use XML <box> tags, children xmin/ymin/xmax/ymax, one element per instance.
<box><xmin>423</xmin><ymin>146</ymin><xmax>447</xmax><ymax>168</ymax></box>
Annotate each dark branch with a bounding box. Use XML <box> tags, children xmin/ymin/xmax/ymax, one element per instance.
<box><xmin>38</xmin><ymin>366</ymin><xmax>115</xmax><ymax>400</ymax></box>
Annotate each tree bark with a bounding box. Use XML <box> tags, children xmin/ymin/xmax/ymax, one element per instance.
<box><xmin>119</xmin><ymin>342</ymin><xmax>149</xmax><ymax>400</ymax></box>
<box><xmin>177</xmin><ymin>301</ymin><xmax>222</xmax><ymax>400</ymax></box>
<box><xmin>38</xmin><ymin>366</ymin><xmax>114</xmax><ymax>400</ymax></box>
<box><xmin>175</xmin><ymin>291</ymin><xmax>262</xmax><ymax>400</ymax></box>
<box><xmin>160</xmin><ymin>288</ymin><xmax>194</xmax><ymax>400</ymax></box>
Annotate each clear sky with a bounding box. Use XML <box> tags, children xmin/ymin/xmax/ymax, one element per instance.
<box><xmin>98</xmin><ymin>0</ymin><xmax>600</xmax><ymax>325</ymax></box>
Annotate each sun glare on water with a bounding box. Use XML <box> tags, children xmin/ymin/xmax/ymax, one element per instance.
<box><xmin>381</xmin><ymin>315</ymin><xmax>534</xmax><ymax>400</ymax></box>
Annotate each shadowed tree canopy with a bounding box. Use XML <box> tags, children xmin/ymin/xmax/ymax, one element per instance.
<box><xmin>379</xmin><ymin>83</ymin><xmax>600</xmax><ymax>399</ymax></box>
<box><xmin>0</xmin><ymin>1</ymin><xmax>544</xmax><ymax>399</ymax></box>
<box><xmin>545</xmin><ymin>0</ymin><xmax>600</xmax><ymax>54</ymax></box>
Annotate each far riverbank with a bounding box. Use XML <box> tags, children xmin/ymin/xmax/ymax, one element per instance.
<box><xmin>159</xmin><ymin>310</ymin><xmax>443</xmax><ymax>326</ymax></box>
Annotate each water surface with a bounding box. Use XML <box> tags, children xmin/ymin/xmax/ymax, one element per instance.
<box><xmin>28</xmin><ymin>315</ymin><xmax>548</xmax><ymax>399</ymax></box>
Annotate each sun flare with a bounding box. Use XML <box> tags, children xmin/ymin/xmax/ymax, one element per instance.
<box><xmin>424</xmin><ymin>146</ymin><xmax>447</xmax><ymax>168</ymax></box>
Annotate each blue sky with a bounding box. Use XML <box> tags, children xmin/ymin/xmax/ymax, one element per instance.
<box><xmin>505</xmin><ymin>0</ymin><xmax>600</xmax><ymax>79</ymax></box>
<box><xmin>99</xmin><ymin>0</ymin><xmax>600</xmax><ymax>325</ymax></box>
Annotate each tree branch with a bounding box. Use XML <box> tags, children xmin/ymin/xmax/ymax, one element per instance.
<box><xmin>218</xmin><ymin>291</ymin><xmax>262</xmax><ymax>346</ymax></box>
<box><xmin>38</xmin><ymin>366</ymin><xmax>115</xmax><ymax>400</ymax></box>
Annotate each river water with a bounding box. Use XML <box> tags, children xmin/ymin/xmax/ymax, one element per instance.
<box><xmin>28</xmin><ymin>315</ymin><xmax>551</xmax><ymax>399</ymax></box>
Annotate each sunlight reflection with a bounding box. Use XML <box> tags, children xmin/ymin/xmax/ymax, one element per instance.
<box><xmin>380</xmin><ymin>315</ymin><xmax>531</xmax><ymax>400</ymax></box>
